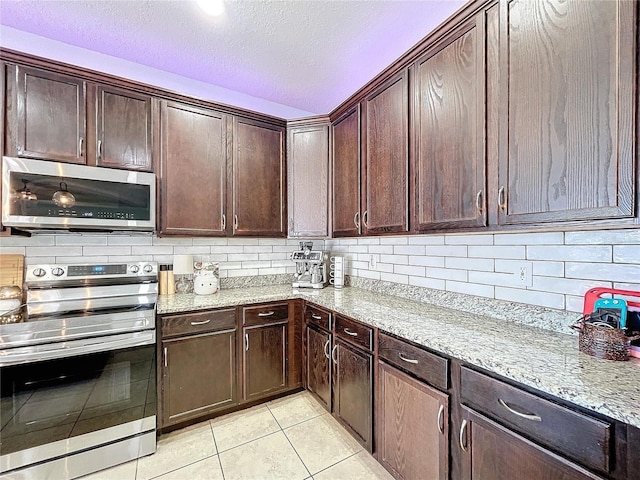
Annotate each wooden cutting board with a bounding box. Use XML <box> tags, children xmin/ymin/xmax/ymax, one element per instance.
<box><xmin>0</xmin><ymin>254</ymin><xmax>24</xmax><ymax>288</ymax></box>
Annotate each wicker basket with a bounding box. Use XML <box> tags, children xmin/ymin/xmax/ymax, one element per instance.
<box><xmin>573</xmin><ymin>319</ymin><xmax>640</xmax><ymax>361</ymax></box>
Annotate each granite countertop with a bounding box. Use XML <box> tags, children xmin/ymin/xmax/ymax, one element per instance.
<box><xmin>157</xmin><ymin>285</ymin><xmax>640</xmax><ymax>429</ymax></box>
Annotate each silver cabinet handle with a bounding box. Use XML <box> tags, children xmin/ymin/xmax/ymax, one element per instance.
<box><xmin>311</xmin><ymin>314</ymin><xmax>322</xmax><ymax>320</ymax></box>
<box><xmin>258</xmin><ymin>311</ymin><xmax>275</xmax><ymax>317</ymax></box>
<box><xmin>323</xmin><ymin>339</ymin><xmax>330</xmax><ymax>359</ymax></box>
<box><xmin>353</xmin><ymin>211</ymin><xmax>360</xmax><ymax>229</ymax></box>
<box><xmin>331</xmin><ymin>344</ymin><xmax>338</xmax><ymax>364</ymax></box>
<box><xmin>459</xmin><ymin>419</ymin><xmax>468</xmax><ymax>452</ymax></box>
<box><xmin>245</xmin><ymin>333</ymin><xmax>249</xmax><ymax>351</ymax></box>
<box><xmin>498</xmin><ymin>186</ymin><xmax>507</xmax><ymax>211</ymax></box>
<box><xmin>437</xmin><ymin>405</ymin><xmax>445</xmax><ymax>434</ymax></box>
<box><xmin>164</xmin><ymin>346</ymin><xmax>168</xmax><ymax>368</ymax></box>
<box><xmin>499</xmin><ymin>398</ymin><xmax>542</xmax><ymax>422</ymax></box>
<box><xmin>222</xmin><ymin>214</ymin><xmax>226</xmax><ymax>230</ymax></box>
<box><xmin>398</xmin><ymin>352</ymin><xmax>418</xmax><ymax>364</ymax></box>
<box><xmin>344</xmin><ymin>328</ymin><xmax>358</xmax><ymax>337</ymax></box>
<box><xmin>476</xmin><ymin>190</ymin><xmax>483</xmax><ymax>214</ymax></box>
<box><xmin>97</xmin><ymin>139</ymin><xmax>102</xmax><ymax>159</ymax></box>
<box><xmin>234</xmin><ymin>214</ymin><xmax>239</xmax><ymax>229</ymax></box>
<box><xmin>191</xmin><ymin>319</ymin><xmax>211</xmax><ymax>326</ymax></box>
<box><xmin>79</xmin><ymin>137</ymin><xmax>84</xmax><ymax>156</ymax></box>
<box><xmin>362</xmin><ymin>210</ymin><xmax>369</xmax><ymax>228</ymax></box>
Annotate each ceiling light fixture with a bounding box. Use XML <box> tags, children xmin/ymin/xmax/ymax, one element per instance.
<box><xmin>197</xmin><ymin>0</ymin><xmax>225</xmax><ymax>17</ymax></box>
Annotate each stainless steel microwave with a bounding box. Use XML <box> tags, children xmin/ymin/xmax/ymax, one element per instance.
<box><xmin>1</xmin><ymin>157</ymin><xmax>156</xmax><ymax>232</ymax></box>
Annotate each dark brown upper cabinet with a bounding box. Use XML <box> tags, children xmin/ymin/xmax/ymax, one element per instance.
<box><xmin>14</xmin><ymin>66</ymin><xmax>86</xmax><ymax>164</ymax></box>
<box><xmin>332</xmin><ymin>105</ymin><xmax>362</xmax><ymax>237</ymax></box>
<box><xmin>496</xmin><ymin>0</ymin><xmax>636</xmax><ymax>225</ymax></box>
<box><xmin>232</xmin><ymin>117</ymin><xmax>286</xmax><ymax>237</ymax></box>
<box><xmin>287</xmin><ymin>119</ymin><xmax>330</xmax><ymax>238</ymax></box>
<box><xmin>362</xmin><ymin>70</ymin><xmax>409</xmax><ymax>235</ymax></box>
<box><xmin>159</xmin><ymin>100</ymin><xmax>227</xmax><ymax>236</ymax></box>
<box><xmin>95</xmin><ymin>85</ymin><xmax>152</xmax><ymax>171</ymax></box>
<box><xmin>412</xmin><ymin>16</ymin><xmax>486</xmax><ymax>231</ymax></box>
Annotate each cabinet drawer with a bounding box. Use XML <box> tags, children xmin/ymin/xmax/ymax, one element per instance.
<box><xmin>305</xmin><ymin>305</ymin><xmax>331</xmax><ymax>331</ymax></box>
<box><xmin>334</xmin><ymin>315</ymin><xmax>373</xmax><ymax>351</ymax></box>
<box><xmin>379</xmin><ymin>332</ymin><xmax>449</xmax><ymax>390</ymax></box>
<box><xmin>243</xmin><ymin>302</ymin><xmax>289</xmax><ymax>326</ymax></box>
<box><xmin>162</xmin><ymin>308</ymin><xmax>236</xmax><ymax>338</ymax></box>
<box><xmin>461</xmin><ymin>367</ymin><xmax>612</xmax><ymax>474</ymax></box>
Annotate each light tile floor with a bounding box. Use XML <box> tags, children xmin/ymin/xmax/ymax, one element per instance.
<box><xmin>83</xmin><ymin>391</ymin><xmax>394</xmax><ymax>480</ymax></box>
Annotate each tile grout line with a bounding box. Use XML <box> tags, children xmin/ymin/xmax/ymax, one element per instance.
<box><xmin>209</xmin><ymin>420</ymin><xmax>227</xmax><ymax>480</ymax></box>
<box><xmin>309</xmin><ymin>450</ymin><xmax>362</xmax><ymax>478</ymax></box>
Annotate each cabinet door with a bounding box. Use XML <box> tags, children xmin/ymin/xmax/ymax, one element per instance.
<box><xmin>159</xmin><ymin>100</ymin><xmax>227</xmax><ymax>236</ymax></box>
<box><xmin>232</xmin><ymin>117</ymin><xmax>286</xmax><ymax>237</ymax></box>
<box><xmin>332</xmin><ymin>105</ymin><xmax>361</xmax><ymax>237</ymax></box>
<box><xmin>162</xmin><ymin>330</ymin><xmax>237</xmax><ymax>427</ymax></box>
<box><xmin>288</xmin><ymin>123</ymin><xmax>330</xmax><ymax>237</ymax></box>
<box><xmin>363</xmin><ymin>71</ymin><xmax>409</xmax><ymax>235</ymax></box>
<box><xmin>96</xmin><ymin>86</ymin><xmax>152</xmax><ymax>171</ymax></box>
<box><xmin>497</xmin><ymin>0</ymin><xmax>635</xmax><ymax>224</ymax></box>
<box><xmin>378</xmin><ymin>362</ymin><xmax>449</xmax><ymax>480</ymax></box>
<box><xmin>333</xmin><ymin>338</ymin><xmax>373</xmax><ymax>451</ymax></box>
<box><xmin>16</xmin><ymin>66</ymin><xmax>86</xmax><ymax>164</ymax></box>
<box><xmin>305</xmin><ymin>323</ymin><xmax>331</xmax><ymax>411</ymax></box>
<box><xmin>243</xmin><ymin>322</ymin><xmax>287</xmax><ymax>401</ymax></box>
<box><xmin>413</xmin><ymin>18</ymin><xmax>486</xmax><ymax>231</ymax></box>
<box><xmin>460</xmin><ymin>408</ymin><xmax>604</xmax><ymax>480</ymax></box>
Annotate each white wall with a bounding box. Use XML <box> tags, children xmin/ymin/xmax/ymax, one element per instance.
<box><xmin>326</xmin><ymin>229</ymin><xmax>640</xmax><ymax>313</ymax></box>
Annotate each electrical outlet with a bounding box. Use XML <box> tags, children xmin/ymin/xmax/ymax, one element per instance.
<box><xmin>369</xmin><ymin>254</ymin><xmax>377</xmax><ymax>269</ymax></box>
<box><xmin>515</xmin><ymin>261</ymin><xmax>533</xmax><ymax>287</ymax></box>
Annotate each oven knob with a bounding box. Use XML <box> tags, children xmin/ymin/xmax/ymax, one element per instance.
<box><xmin>32</xmin><ymin>268</ymin><xmax>46</xmax><ymax>277</ymax></box>
<box><xmin>130</xmin><ymin>265</ymin><xmax>140</xmax><ymax>274</ymax></box>
<box><xmin>52</xmin><ymin>267</ymin><xmax>64</xmax><ymax>277</ymax></box>
<box><xmin>143</xmin><ymin>264</ymin><xmax>154</xmax><ymax>273</ymax></box>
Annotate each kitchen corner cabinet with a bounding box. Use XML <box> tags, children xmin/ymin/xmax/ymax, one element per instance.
<box><xmin>412</xmin><ymin>15</ymin><xmax>486</xmax><ymax>231</ymax></box>
<box><xmin>159</xmin><ymin>100</ymin><xmax>228</xmax><ymax>236</ymax></box>
<box><xmin>332</xmin><ymin>105</ymin><xmax>362</xmax><ymax>237</ymax></box>
<box><xmin>160</xmin><ymin>309</ymin><xmax>238</xmax><ymax>429</ymax></box>
<box><xmin>95</xmin><ymin>85</ymin><xmax>152</xmax><ymax>171</ymax></box>
<box><xmin>232</xmin><ymin>117</ymin><xmax>286</xmax><ymax>237</ymax></box>
<box><xmin>362</xmin><ymin>70</ymin><xmax>409</xmax><ymax>235</ymax></box>
<box><xmin>12</xmin><ymin>66</ymin><xmax>86</xmax><ymax>164</ymax></box>
<box><xmin>287</xmin><ymin>119</ymin><xmax>330</xmax><ymax>238</ymax></box>
<box><xmin>242</xmin><ymin>303</ymin><xmax>290</xmax><ymax>401</ymax></box>
<box><xmin>496</xmin><ymin>0</ymin><xmax>636</xmax><ymax>225</ymax></box>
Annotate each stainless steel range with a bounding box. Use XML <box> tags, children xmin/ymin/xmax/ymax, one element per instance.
<box><xmin>0</xmin><ymin>262</ymin><xmax>158</xmax><ymax>479</ymax></box>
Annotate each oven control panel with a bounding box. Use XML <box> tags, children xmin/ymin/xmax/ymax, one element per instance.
<box><xmin>26</xmin><ymin>262</ymin><xmax>158</xmax><ymax>284</ymax></box>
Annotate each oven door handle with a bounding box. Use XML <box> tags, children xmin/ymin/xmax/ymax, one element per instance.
<box><xmin>0</xmin><ymin>330</ymin><xmax>156</xmax><ymax>366</ymax></box>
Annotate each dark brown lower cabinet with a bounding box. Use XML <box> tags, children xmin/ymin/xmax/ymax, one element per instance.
<box><xmin>460</xmin><ymin>408</ymin><xmax>603</xmax><ymax>480</ymax></box>
<box><xmin>377</xmin><ymin>361</ymin><xmax>449</xmax><ymax>480</ymax></box>
<box><xmin>162</xmin><ymin>329</ymin><xmax>237</xmax><ymax>427</ymax></box>
<box><xmin>304</xmin><ymin>322</ymin><xmax>331</xmax><ymax>411</ymax></box>
<box><xmin>243</xmin><ymin>322</ymin><xmax>288</xmax><ymax>401</ymax></box>
<box><xmin>333</xmin><ymin>337</ymin><xmax>373</xmax><ymax>451</ymax></box>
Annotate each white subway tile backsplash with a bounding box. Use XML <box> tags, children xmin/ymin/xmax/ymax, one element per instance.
<box><xmin>193</xmin><ymin>238</ymin><xmax>227</xmax><ymax>246</ymax></box>
<box><xmin>426</xmin><ymin>245</ymin><xmax>467</xmax><ymax>257</ymax></box>
<box><xmin>357</xmin><ymin>238</ymin><xmax>380</xmax><ymax>245</ymax></box>
<box><xmin>612</xmin><ymin>282</ymin><xmax>640</xmax><ymax>292</ymax></box>
<box><xmin>244</xmin><ymin>245</ymin><xmax>270</xmax><ymax>254</ymax></box>
<box><xmin>527</xmin><ymin>245</ymin><xmax>611</xmax><ymax>263</ymax></box>
<box><xmin>565</xmin><ymin>262</ymin><xmax>640</xmax><ymax>282</ymax></box>
<box><xmin>444</xmin><ymin>234</ymin><xmax>493</xmax><ymax>245</ymax></box>
<box><xmin>394</xmin><ymin>264</ymin><xmax>426</xmax><ymax>277</ymax></box>
<box><xmin>494</xmin><ymin>232</ymin><xmax>563</xmax><ymax>245</ymax></box>
<box><xmin>613</xmin><ymin>245</ymin><xmax>640</xmax><ymax>264</ymax></box>
<box><xmin>107</xmin><ymin>236</ymin><xmax>152</xmax><ymax>246</ymax></box>
<box><xmin>228</xmin><ymin>239</ymin><xmax>260</xmax><ymax>246</ymax></box>
<box><xmin>173</xmin><ymin>246</ymin><xmax>210</xmax><ymax>255</ymax></box>
<box><xmin>109</xmin><ymin>255</ymin><xmax>154</xmax><ymax>263</ymax></box>
<box><xmin>368</xmin><ymin>245</ymin><xmax>394</xmax><ymax>254</ymax></box>
<box><xmin>565</xmin><ymin>295</ymin><xmax>585</xmax><ymax>313</ymax></box>
<box><xmin>425</xmin><ymin>267</ymin><xmax>467</xmax><ymax>282</ymax></box>
<box><xmin>228</xmin><ymin>268</ymin><xmax>259</xmax><ymax>277</ymax></box>
<box><xmin>153</xmin><ymin>237</ymin><xmax>192</xmax><ymax>245</ymax></box>
<box><xmin>531</xmin><ymin>277</ymin><xmax>611</xmax><ymax>297</ymax></box>
<box><xmin>469</xmin><ymin>271</ymin><xmax>517</xmax><ymax>287</ymax></box>
<box><xmin>565</xmin><ymin>229</ymin><xmax>640</xmax><ymax>245</ymax></box>
<box><xmin>347</xmin><ymin>245</ymin><xmax>368</xmax><ymax>254</ymax></box>
<box><xmin>380</xmin><ymin>254</ymin><xmax>408</xmax><ymax>265</ymax></box>
<box><xmin>380</xmin><ymin>272</ymin><xmax>409</xmax><ymax>284</ymax></box>
<box><xmin>57</xmin><ymin>235</ymin><xmax>108</xmax><ymax>246</ymax></box>
<box><xmin>27</xmin><ymin>246</ymin><xmax>82</xmax><ymax>257</ymax></box>
<box><xmin>446</xmin><ymin>257</ymin><xmax>493</xmax><ymax>272</ymax></box>
<box><xmin>0</xmin><ymin>246</ymin><xmax>25</xmax><ymax>255</ymax></box>
<box><xmin>259</xmin><ymin>238</ymin><xmax>286</xmax><ymax>245</ymax></box>
<box><xmin>56</xmin><ymin>256</ymin><xmax>108</xmax><ymax>264</ymax></box>
<box><xmin>408</xmin><ymin>235</ymin><xmax>444</xmax><ymax>245</ymax></box>
<box><xmin>258</xmin><ymin>267</ymin><xmax>287</xmax><ymax>275</ymax></box>
<box><xmin>394</xmin><ymin>245</ymin><xmax>426</xmax><ymax>255</ymax></box>
<box><xmin>469</xmin><ymin>245</ymin><xmax>525</xmax><ymax>259</ymax></box>
<box><xmin>358</xmin><ymin>269</ymin><xmax>381</xmax><ymax>280</ymax></box>
<box><xmin>350</xmin><ymin>260</ymin><xmax>369</xmax><ymax>270</ymax></box>
<box><xmin>409</xmin><ymin>276</ymin><xmax>445</xmax><ymax>290</ymax></box>
<box><xmin>83</xmin><ymin>246</ymin><xmax>131</xmax><ymax>256</ymax></box>
<box><xmin>446</xmin><ymin>280</ymin><xmax>494</xmax><ymax>298</ymax></box>
<box><xmin>374</xmin><ymin>263</ymin><xmax>395</xmax><ymax>273</ymax></box>
<box><xmin>227</xmin><ymin>253</ymin><xmax>260</xmax><ymax>262</ymax></box>
<box><xmin>25</xmin><ymin>256</ymin><xmax>56</xmax><ymax>264</ymax></box>
<box><xmin>380</xmin><ymin>236</ymin><xmax>408</xmax><ymax>245</ymax></box>
<box><xmin>132</xmin><ymin>245</ymin><xmax>173</xmax><ymax>255</ymax></box>
<box><xmin>495</xmin><ymin>287</ymin><xmax>565</xmax><ymax>309</ymax></box>
<box><xmin>531</xmin><ymin>260</ymin><xmax>564</xmax><ymax>277</ymax></box>
<box><xmin>244</xmin><ymin>261</ymin><xmax>271</xmax><ymax>269</ymax></box>
<box><xmin>410</xmin><ymin>255</ymin><xmax>445</xmax><ymax>267</ymax></box>
<box><xmin>211</xmin><ymin>245</ymin><xmax>243</xmax><ymax>254</ymax></box>
<box><xmin>1</xmin><ymin>235</ymin><xmax>53</xmax><ymax>247</ymax></box>
<box><xmin>258</xmin><ymin>252</ymin><xmax>289</xmax><ymax>261</ymax></box>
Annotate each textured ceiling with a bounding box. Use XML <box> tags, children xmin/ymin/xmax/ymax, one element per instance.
<box><xmin>0</xmin><ymin>0</ymin><xmax>465</xmax><ymax>116</ymax></box>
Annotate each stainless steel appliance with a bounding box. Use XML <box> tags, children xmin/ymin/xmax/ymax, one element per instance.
<box><xmin>292</xmin><ymin>242</ymin><xmax>329</xmax><ymax>289</ymax></box>
<box><xmin>0</xmin><ymin>262</ymin><xmax>158</xmax><ymax>479</ymax></box>
<box><xmin>1</xmin><ymin>157</ymin><xmax>156</xmax><ymax>232</ymax></box>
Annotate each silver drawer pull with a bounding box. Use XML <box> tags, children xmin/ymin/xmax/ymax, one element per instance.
<box><xmin>459</xmin><ymin>419</ymin><xmax>468</xmax><ymax>452</ymax></box>
<box><xmin>344</xmin><ymin>328</ymin><xmax>358</xmax><ymax>337</ymax></box>
<box><xmin>258</xmin><ymin>311</ymin><xmax>275</xmax><ymax>317</ymax></box>
<box><xmin>190</xmin><ymin>319</ymin><xmax>211</xmax><ymax>326</ymax></box>
<box><xmin>498</xmin><ymin>398</ymin><xmax>542</xmax><ymax>422</ymax></box>
<box><xmin>437</xmin><ymin>405</ymin><xmax>445</xmax><ymax>434</ymax></box>
<box><xmin>311</xmin><ymin>314</ymin><xmax>322</xmax><ymax>320</ymax></box>
<box><xmin>398</xmin><ymin>353</ymin><xmax>418</xmax><ymax>364</ymax></box>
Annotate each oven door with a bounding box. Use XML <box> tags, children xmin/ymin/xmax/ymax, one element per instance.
<box><xmin>0</xmin><ymin>335</ymin><xmax>156</xmax><ymax>474</ymax></box>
